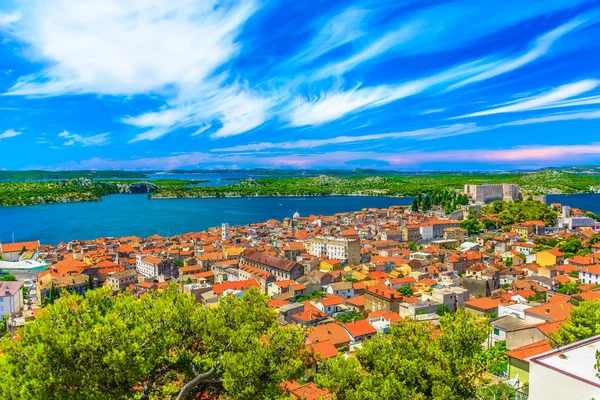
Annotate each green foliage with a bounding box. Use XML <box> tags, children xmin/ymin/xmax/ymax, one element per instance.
<box><xmin>569</xmin><ymin>270</ymin><xmax>580</xmax><ymax>278</ymax></box>
<box><xmin>475</xmin><ymin>381</ymin><xmax>517</xmax><ymax>400</ymax></box>
<box><xmin>550</xmin><ymin>300</ymin><xmax>600</xmax><ymax>347</ymax></box>
<box><xmin>461</xmin><ymin>217</ymin><xmax>483</xmax><ymax>235</ymax></box>
<box><xmin>527</xmin><ymin>292</ymin><xmax>546</xmax><ymax>302</ymax></box>
<box><xmin>558</xmin><ymin>237</ymin><xmax>582</xmax><ymax>255</ymax></box>
<box><xmin>295</xmin><ymin>289</ymin><xmax>325</xmax><ymax>303</ymax></box>
<box><xmin>0</xmin><ymin>274</ymin><xmax>17</xmax><ymax>282</ymax></box>
<box><xmin>477</xmin><ymin>341</ymin><xmax>508</xmax><ymax>376</ymax></box>
<box><xmin>396</xmin><ymin>285</ymin><xmax>414</xmax><ymax>297</ymax></box>
<box><xmin>411</xmin><ymin>198</ymin><xmax>419</xmax><ymax>212</ymax></box>
<box><xmin>422</xmin><ymin>194</ymin><xmax>432</xmax><ymax>211</ymax></box>
<box><xmin>0</xmin><ymin>178</ymin><xmax>190</xmax><ymax>206</ymax></box>
<box><xmin>576</xmin><ymin>248</ymin><xmax>592</xmax><ymax>256</ymax></box>
<box><xmin>335</xmin><ymin>312</ymin><xmax>363</xmax><ymax>323</ymax></box>
<box><xmin>557</xmin><ymin>282</ymin><xmax>582</xmax><ymax>295</ymax></box>
<box><xmin>482</xmin><ymin>200</ymin><xmax>558</xmax><ymax>226</ymax></box>
<box><xmin>174</xmin><ymin>259</ymin><xmax>184</xmax><ymax>268</ymax></box>
<box><xmin>0</xmin><ymin>285</ymin><xmax>304</xmax><ymax>400</ymax></box>
<box><xmin>534</xmin><ymin>237</ymin><xmax>559</xmax><ymax>247</ymax></box>
<box><xmin>436</xmin><ymin>304</ymin><xmax>450</xmax><ymax>316</ymax></box>
<box><xmin>408</xmin><ymin>241</ymin><xmax>418</xmax><ymax>252</ymax></box>
<box><xmin>483</xmin><ymin>219</ymin><xmax>498</xmax><ymax>230</ymax></box>
<box><xmin>315</xmin><ymin>309</ymin><xmax>490</xmax><ymax>400</ymax></box>
<box><xmin>0</xmin><ymin>315</ymin><xmax>8</xmax><ymax>338</ymax></box>
<box><xmin>588</xmin><ymin>233</ymin><xmax>600</xmax><ymax>246</ymax></box>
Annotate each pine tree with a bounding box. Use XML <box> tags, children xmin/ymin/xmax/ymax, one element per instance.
<box><xmin>87</xmin><ymin>275</ymin><xmax>93</xmax><ymax>291</ymax></box>
<box><xmin>411</xmin><ymin>198</ymin><xmax>419</xmax><ymax>212</ymax></box>
<box><xmin>422</xmin><ymin>195</ymin><xmax>432</xmax><ymax>211</ymax></box>
<box><xmin>48</xmin><ymin>282</ymin><xmax>57</xmax><ymax>303</ymax></box>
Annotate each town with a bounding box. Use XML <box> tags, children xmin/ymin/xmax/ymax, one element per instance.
<box><xmin>1</xmin><ymin>183</ymin><xmax>600</xmax><ymax>399</ymax></box>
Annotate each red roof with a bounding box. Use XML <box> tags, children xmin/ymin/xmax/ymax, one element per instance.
<box><xmin>141</xmin><ymin>256</ymin><xmax>162</xmax><ymax>265</ymax></box>
<box><xmin>307</xmin><ymin>322</ymin><xmax>351</xmax><ymax>348</ymax></box>
<box><xmin>505</xmin><ymin>340</ymin><xmax>553</xmax><ymax>363</ymax></box>
<box><xmin>213</xmin><ymin>279</ymin><xmax>259</xmax><ymax>295</ymax></box>
<box><xmin>1</xmin><ymin>240</ymin><xmax>39</xmax><ymax>253</ymax></box>
<box><xmin>308</xmin><ymin>340</ymin><xmax>338</xmax><ymax>360</ymax></box>
<box><xmin>344</xmin><ymin>319</ymin><xmax>377</xmax><ymax>338</ymax></box>
<box><xmin>464</xmin><ymin>297</ymin><xmax>502</xmax><ymax>311</ymax></box>
<box><xmin>525</xmin><ymin>302</ymin><xmax>572</xmax><ymax>322</ymax></box>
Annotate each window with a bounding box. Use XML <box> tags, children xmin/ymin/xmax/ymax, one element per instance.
<box><xmin>493</xmin><ymin>328</ymin><xmax>500</xmax><ymax>336</ymax></box>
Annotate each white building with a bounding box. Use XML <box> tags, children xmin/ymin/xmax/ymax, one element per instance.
<box><xmin>0</xmin><ymin>281</ymin><xmax>23</xmax><ymax>318</ymax></box>
<box><xmin>579</xmin><ymin>265</ymin><xmax>600</xmax><ymax>285</ymax></box>
<box><xmin>430</xmin><ymin>287</ymin><xmax>469</xmax><ymax>312</ymax></box>
<box><xmin>221</xmin><ymin>223</ymin><xmax>229</xmax><ymax>241</ymax></box>
<box><xmin>136</xmin><ymin>255</ymin><xmax>172</xmax><ymax>279</ymax></box>
<box><xmin>498</xmin><ymin>303</ymin><xmax>532</xmax><ymax>319</ymax></box>
<box><xmin>529</xmin><ymin>335</ymin><xmax>600</xmax><ymax>400</ymax></box>
<box><xmin>307</xmin><ymin>237</ymin><xmax>360</xmax><ymax>266</ymax></box>
<box><xmin>419</xmin><ymin>223</ymin><xmax>433</xmax><ymax>242</ymax></box>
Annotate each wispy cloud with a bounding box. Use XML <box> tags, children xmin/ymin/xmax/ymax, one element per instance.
<box><xmin>212</xmin><ymin>124</ymin><xmax>483</xmax><ymax>152</ymax></box>
<box><xmin>0</xmin><ymin>12</ymin><xmax>20</xmax><ymax>26</ymax></box>
<box><xmin>2</xmin><ymin>0</ymin><xmax>265</xmax><ymax>142</ymax></box>
<box><xmin>293</xmin><ymin>7</ymin><xmax>369</xmax><ymax>63</ymax></box>
<box><xmin>0</xmin><ymin>128</ymin><xmax>21</xmax><ymax>140</ymax></box>
<box><xmin>58</xmin><ymin>130</ymin><xmax>110</xmax><ymax>147</ymax></box>
<box><xmin>126</xmin><ymin>82</ymin><xmax>274</xmax><ymax>142</ymax></box>
<box><xmin>453</xmin><ymin>79</ymin><xmax>600</xmax><ymax>118</ymax></box>
<box><xmin>286</xmin><ymin>59</ymin><xmax>497</xmax><ymax>127</ymax></box>
<box><xmin>314</xmin><ymin>26</ymin><xmax>418</xmax><ymax>79</ymax></box>
<box><xmin>447</xmin><ymin>17</ymin><xmax>589</xmax><ymax>90</ymax></box>
<box><xmin>500</xmin><ymin>109</ymin><xmax>600</xmax><ymax>126</ymax></box>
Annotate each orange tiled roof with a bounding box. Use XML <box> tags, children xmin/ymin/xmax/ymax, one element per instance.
<box><xmin>505</xmin><ymin>340</ymin><xmax>553</xmax><ymax>363</ymax></box>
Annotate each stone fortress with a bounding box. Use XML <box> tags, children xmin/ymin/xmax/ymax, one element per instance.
<box><xmin>464</xmin><ymin>183</ymin><xmax>522</xmax><ymax>204</ymax></box>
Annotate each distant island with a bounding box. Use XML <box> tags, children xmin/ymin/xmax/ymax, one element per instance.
<box><xmin>0</xmin><ymin>169</ymin><xmax>599</xmax><ymax>207</ymax></box>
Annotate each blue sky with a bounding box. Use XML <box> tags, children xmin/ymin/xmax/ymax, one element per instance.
<box><xmin>1</xmin><ymin>0</ymin><xmax>600</xmax><ymax>171</ymax></box>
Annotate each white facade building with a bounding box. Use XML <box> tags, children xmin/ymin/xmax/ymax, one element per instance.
<box><xmin>528</xmin><ymin>335</ymin><xmax>600</xmax><ymax>400</ymax></box>
<box><xmin>0</xmin><ymin>281</ymin><xmax>23</xmax><ymax>318</ymax></box>
<box><xmin>579</xmin><ymin>265</ymin><xmax>600</xmax><ymax>285</ymax></box>
<box><xmin>419</xmin><ymin>223</ymin><xmax>433</xmax><ymax>242</ymax></box>
<box><xmin>307</xmin><ymin>237</ymin><xmax>360</xmax><ymax>266</ymax></box>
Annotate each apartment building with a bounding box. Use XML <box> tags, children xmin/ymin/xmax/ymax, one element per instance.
<box><xmin>307</xmin><ymin>236</ymin><xmax>360</xmax><ymax>266</ymax></box>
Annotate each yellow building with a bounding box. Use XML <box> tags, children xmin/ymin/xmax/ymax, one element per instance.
<box><xmin>535</xmin><ymin>249</ymin><xmax>564</xmax><ymax>267</ymax></box>
<box><xmin>224</xmin><ymin>245</ymin><xmax>245</xmax><ymax>258</ymax></box>
<box><xmin>511</xmin><ymin>223</ymin><xmax>534</xmax><ymax>241</ymax></box>
<box><xmin>319</xmin><ymin>259</ymin><xmax>342</xmax><ymax>271</ymax></box>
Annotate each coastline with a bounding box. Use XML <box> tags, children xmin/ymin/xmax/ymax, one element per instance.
<box><xmin>2</xmin><ymin>189</ymin><xmax>599</xmax><ymax>207</ymax></box>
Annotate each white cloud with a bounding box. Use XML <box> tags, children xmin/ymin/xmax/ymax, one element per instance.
<box><xmin>58</xmin><ymin>130</ymin><xmax>110</xmax><ymax>146</ymax></box>
<box><xmin>3</xmin><ymin>0</ymin><xmax>258</xmax><ymax>96</ymax></box>
<box><xmin>0</xmin><ymin>12</ymin><xmax>21</xmax><ymax>26</ymax></box>
<box><xmin>314</xmin><ymin>25</ymin><xmax>418</xmax><ymax>78</ymax></box>
<box><xmin>453</xmin><ymin>79</ymin><xmax>600</xmax><ymax>118</ymax></box>
<box><xmin>126</xmin><ymin>82</ymin><xmax>274</xmax><ymax>142</ymax></box>
<box><xmin>190</xmin><ymin>124</ymin><xmax>212</xmax><ymax>137</ymax></box>
<box><xmin>447</xmin><ymin>18</ymin><xmax>589</xmax><ymax>90</ymax></box>
<box><xmin>2</xmin><ymin>0</ymin><xmax>265</xmax><ymax>142</ymax></box>
<box><xmin>0</xmin><ymin>128</ymin><xmax>21</xmax><ymax>140</ymax></box>
<box><xmin>500</xmin><ymin>109</ymin><xmax>600</xmax><ymax>126</ymax></box>
<box><xmin>287</xmin><ymin>59</ymin><xmax>495</xmax><ymax>127</ymax></box>
<box><xmin>211</xmin><ymin>123</ymin><xmax>483</xmax><ymax>152</ymax></box>
<box><xmin>294</xmin><ymin>7</ymin><xmax>368</xmax><ymax>63</ymax></box>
